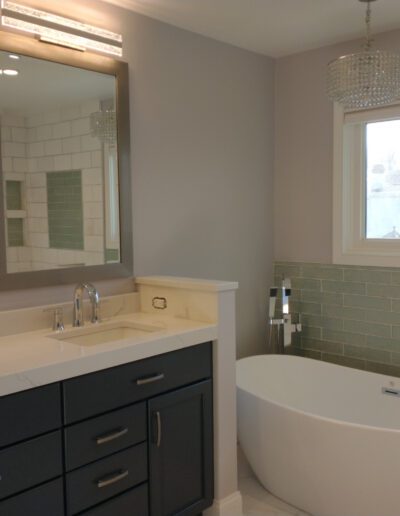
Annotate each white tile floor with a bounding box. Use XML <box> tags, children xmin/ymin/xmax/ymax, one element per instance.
<box><xmin>238</xmin><ymin>446</ymin><xmax>310</xmax><ymax>516</ymax></box>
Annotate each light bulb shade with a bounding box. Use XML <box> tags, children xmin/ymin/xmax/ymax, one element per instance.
<box><xmin>327</xmin><ymin>50</ymin><xmax>400</xmax><ymax>109</ymax></box>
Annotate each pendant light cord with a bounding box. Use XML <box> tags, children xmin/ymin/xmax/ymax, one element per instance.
<box><xmin>365</xmin><ymin>0</ymin><xmax>373</xmax><ymax>50</ymax></box>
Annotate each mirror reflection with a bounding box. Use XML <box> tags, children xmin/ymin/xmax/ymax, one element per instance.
<box><xmin>0</xmin><ymin>50</ymin><xmax>120</xmax><ymax>273</ymax></box>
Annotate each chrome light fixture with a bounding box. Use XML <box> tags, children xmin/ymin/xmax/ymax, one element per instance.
<box><xmin>90</xmin><ymin>110</ymin><xmax>117</xmax><ymax>145</ymax></box>
<box><xmin>327</xmin><ymin>0</ymin><xmax>400</xmax><ymax>109</ymax></box>
<box><xmin>0</xmin><ymin>1</ymin><xmax>123</xmax><ymax>56</ymax></box>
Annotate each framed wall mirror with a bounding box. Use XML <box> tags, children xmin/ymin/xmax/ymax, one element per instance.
<box><xmin>0</xmin><ymin>31</ymin><xmax>132</xmax><ymax>290</ymax></box>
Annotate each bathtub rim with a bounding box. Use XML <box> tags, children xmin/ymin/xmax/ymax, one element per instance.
<box><xmin>237</xmin><ymin>354</ymin><xmax>400</xmax><ymax>434</ymax></box>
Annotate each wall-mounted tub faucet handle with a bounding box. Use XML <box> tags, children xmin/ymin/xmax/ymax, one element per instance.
<box><xmin>44</xmin><ymin>307</ymin><xmax>64</xmax><ymax>332</ymax></box>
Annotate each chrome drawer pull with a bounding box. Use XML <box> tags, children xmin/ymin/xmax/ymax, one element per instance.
<box><xmin>95</xmin><ymin>427</ymin><xmax>128</xmax><ymax>445</ymax></box>
<box><xmin>156</xmin><ymin>411</ymin><xmax>162</xmax><ymax>448</ymax></box>
<box><xmin>136</xmin><ymin>373</ymin><xmax>164</xmax><ymax>386</ymax></box>
<box><xmin>97</xmin><ymin>469</ymin><xmax>129</xmax><ymax>488</ymax></box>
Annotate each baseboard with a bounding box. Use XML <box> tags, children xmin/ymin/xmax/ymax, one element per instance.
<box><xmin>203</xmin><ymin>490</ymin><xmax>243</xmax><ymax>516</ymax></box>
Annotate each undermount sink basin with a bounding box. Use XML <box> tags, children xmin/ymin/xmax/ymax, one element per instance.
<box><xmin>50</xmin><ymin>321</ymin><xmax>163</xmax><ymax>347</ymax></box>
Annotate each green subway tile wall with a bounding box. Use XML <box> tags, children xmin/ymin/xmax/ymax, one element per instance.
<box><xmin>47</xmin><ymin>171</ymin><xmax>84</xmax><ymax>250</ymax></box>
<box><xmin>274</xmin><ymin>261</ymin><xmax>400</xmax><ymax>378</ymax></box>
<box><xmin>7</xmin><ymin>218</ymin><xmax>24</xmax><ymax>247</ymax></box>
<box><xmin>6</xmin><ymin>181</ymin><xmax>22</xmax><ymax>210</ymax></box>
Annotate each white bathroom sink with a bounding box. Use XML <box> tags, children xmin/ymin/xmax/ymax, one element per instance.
<box><xmin>50</xmin><ymin>321</ymin><xmax>163</xmax><ymax>347</ymax></box>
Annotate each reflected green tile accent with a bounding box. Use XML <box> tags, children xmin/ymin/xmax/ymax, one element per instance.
<box><xmin>344</xmin><ymin>269</ymin><xmax>391</xmax><ymax>284</ymax></box>
<box><xmin>297</xmin><ymin>301</ymin><xmax>321</xmax><ymax>315</ymax></box>
<box><xmin>7</xmin><ymin>218</ymin><xmax>23</xmax><ymax>246</ymax></box>
<box><xmin>322</xmin><ymin>280</ymin><xmax>365</xmax><ymax>295</ymax></box>
<box><xmin>47</xmin><ymin>171</ymin><xmax>83</xmax><ymax>250</ymax></box>
<box><xmin>105</xmin><ymin>248</ymin><xmax>119</xmax><ymax>262</ymax></box>
<box><xmin>6</xmin><ymin>181</ymin><xmax>22</xmax><ymax>210</ymax></box>
<box><xmin>290</xmin><ymin>347</ymin><xmax>321</xmax><ymax>360</ymax></box>
<box><xmin>301</xmin><ymin>314</ymin><xmax>343</xmax><ymax>330</ymax></box>
<box><xmin>275</xmin><ymin>264</ymin><xmax>301</xmax><ymax>278</ymax></box>
<box><xmin>301</xmin><ymin>326</ymin><xmax>322</xmax><ymax>339</ymax></box>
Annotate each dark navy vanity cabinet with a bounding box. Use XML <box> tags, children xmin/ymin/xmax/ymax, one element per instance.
<box><xmin>0</xmin><ymin>342</ymin><xmax>213</xmax><ymax>515</ymax></box>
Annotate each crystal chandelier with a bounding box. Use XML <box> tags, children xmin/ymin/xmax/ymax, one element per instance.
<box><xmin>327</xmin><ymin>0</ymin><xmax>400</xmax><ymax>110</ymax></box>
<box><xmin>90</xmin><ymin>110</ymin><xmax>117</xmax><ymax>145</ymax></box>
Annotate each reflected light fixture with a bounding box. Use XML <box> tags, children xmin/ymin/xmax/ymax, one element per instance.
<box><xmin>327</xmin><ymin>0</ymin><xmax>400</xmax><ymax>109</ymax></box>
<box><xmin>0</xmin><ymin>68</ymin><xmax>18</xmax><ymax>75</ymax></box>
<box><xmin>0</xmin><ymin>1</ymin><xmax>123</xmax><ymax>56</ymax></box>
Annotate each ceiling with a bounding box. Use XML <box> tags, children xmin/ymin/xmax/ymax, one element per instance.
<box><xmin>101</xmin><ymin>0</ymin><xmax>400</xmax><ymax>58</ymax></box>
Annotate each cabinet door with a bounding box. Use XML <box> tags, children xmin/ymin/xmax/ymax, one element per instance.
<box><xmin>148</xmin><ymin>380</ymin><xmax>213</xmax><ymax>516</ymax></box>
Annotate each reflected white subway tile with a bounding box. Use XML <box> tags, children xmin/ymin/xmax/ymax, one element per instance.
<box><xmin>44</xmin><ymin>139</ymin><xmax>62</xmax><ymax>156</ymax></box>
<box><xmin>27</xmin><ymin>127</ymin><xmax>37</xmax><ymax>142</ymax></box>
<box><xmin>85</xmin><ymin>252</ymin><xmax>104</xmax><ymax>265</ymax></box>
<box><xmin>57</xmin><ymin>249</ymin><xmax>77</xmax><ymax>265</ymax></box>
<box><xmin>29</xmin><ymin>173</ymin><xmax>46</xmax><ymax>187</ymax></box>
<box><xmin>1</xmin><ymin>126</ymin><xmax>11</xmax><ymax>141</ymax></box>
<box><xmin>29</xmin><ymin>188</ymin><xmax>47</xmax><ymax>203</ymax></box>
<box><xmin>62</xmin><ymin>136</ymin><xmax>81</xmax><ymax>154</ymax></box>
<box><xmin>28</xmin><ymin>141</ymin><xmax>45</xmax><ymax>158</ymax></box>
<box><xmin>36</xmin><ymin>156</ymin><xmax>54</xmax><ymax>172</ymax></box>
<box><xmin>2</xmin><ymin>157</ymin><xmax>12</xmax><ymax>172</ymax></box>
<box><xmin>53</xmin><ymin>122</ymin><xmax>71</xmax><ymax>139</ymax></box>
<box><xmin>91</xmin><ymin>150</ymin><xmax>102</xmax><ymax>168</ymax></box>
<box><xmin>28</xmin><ymin>203</ymin><xmax>47</xmax><ymax>218</ymax></box>
<box><xmin>72</xmin><ymin>152</ymin><xmax>91</xmax><ymax>169</ymax></box>
<box><xmin>6</xmin><ymin>248</ymin><xmax>17</xmax><ymax>262</ymax></box>
<box><xmin>30</xmin><ymin>232</ymin><xmax>49</xmax><ymax>248</ymax></box>
<box><xmin>85</xmin><ymin>235</ymin><xmax>103</xmax><ymax>252</ymax></box>
<box><xmin>13</xmin><ymin>158</ymin><xmax>28</xmax><ymax>173</ymax></box>
<box><xmin>17</xmin><ymin>247</ymin><xmax>32</xmax><ymax>262</ymax></box>
<box><xmin>54</xmin><ymin>154</ymin><xmax>72</xmax><ymax>171</ymax></box>
<box><xmin>84</xmin><ymin>202</ymin><xmax>102</xmax><ymax>218</ymax></box>
<box><xmin>28</xmin><ymin>218</ymin><xmax>48</xmax><ymax>233</ymax></box>
<box><xmin>11</xmin><ymin>127</ymin><xmax>27</xmax><ymax>143</ymax></box>
<box><xmin>2</xmin><ymin>142</ymin><xmax>26</xmax><ymax>158</ymax></box>
<box><xmin>81</xmin><ymin>134</ymin><xmax>101</xmax><ymax>152</ymax></box>
<box><xmin>18</xmin><ymin>262</ymin><xmax>32</xmax><ymax>272</ymax></box>
<box><xmin>71</xmin><ymin>118</ymin><xmax>91</xmax><ymax>136</ymax></box>
<box><xmin>82</xmin><ymin>168</ymin><xmax>102</xmax><ymax>185</ymax></box>
<box><xmin>36</xmin><ymin>125</ymin><xmax>52</xmax><ymax>142</ymax></box>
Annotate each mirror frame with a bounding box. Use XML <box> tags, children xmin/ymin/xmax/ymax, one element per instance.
<box><xmin>0</xmin><ymin>30</ymin><xmax>132</xmax><ymax>290</ymax></box>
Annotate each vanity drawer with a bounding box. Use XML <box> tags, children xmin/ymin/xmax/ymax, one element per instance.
<box><xmin>0</xmin><ymin>478</ymin><xmax>64</xmax><ymax>516</ymax></box>
<box><xmin>0</xmin><ymin>383</ymin><xmax>61</xmax><ymax>448</ymax></box>
<box><xmin>65</xmin><ymin>402</ymin><xmax>146</xmax><ymax>471</ymax></box>
<box><xmin>63</xmin><ymin>342</ymin><xmax>212</xmax><ymax>423</ymax></box>
<box><xmin>66</xmin><ymin>442</ymin><xmax>147</xmax><ymax>515</ymax></box>
<box><xmin>0</xmin><ymin>430</ymin><xmax>62</xmax><ymax>500</ymax></box>
<box><xmin>83</xmin><ymin>483</ymin><xmax>148</xmax><ymax>515</ymax></box>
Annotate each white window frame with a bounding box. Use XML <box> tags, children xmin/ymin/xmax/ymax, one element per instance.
<box><xmin>333</xmin><ymin>102</ymin><xmax>400</xmax><ymax>267</ymax></box>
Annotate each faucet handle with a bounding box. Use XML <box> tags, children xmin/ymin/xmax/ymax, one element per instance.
<box><xmin>44</xmin><ymin>307</ymin><xmax>64</xmax><ymax>332</ymax></box>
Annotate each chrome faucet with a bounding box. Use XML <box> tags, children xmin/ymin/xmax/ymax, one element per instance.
<box><xmin>73</xmin><ymin>283</ymin><xmax>100</xmax><ymax>327</ymax></box>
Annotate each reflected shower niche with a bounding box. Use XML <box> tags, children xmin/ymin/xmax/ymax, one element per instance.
<box><xmin>0</xmin><ymin>49</ymin><xmax>121</xmax><ymax>273</ymax></box>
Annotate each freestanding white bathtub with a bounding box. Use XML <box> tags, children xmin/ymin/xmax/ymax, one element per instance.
<box><xmin>237</xmin><ymin>354</ymin><xmax>400</xmax><ymax>516</ymax></box>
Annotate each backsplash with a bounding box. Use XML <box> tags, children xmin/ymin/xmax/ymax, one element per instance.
<box><xmin>274</xmin><ymin>261</ymin><xmax>400</xmax><ymax>377</ymax></box>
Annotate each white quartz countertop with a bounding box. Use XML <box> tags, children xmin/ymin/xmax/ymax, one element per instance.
<box><xmin>0</xmin><ymin>312</ymin><xmax>217</xmax><ymax>397</ymax></box>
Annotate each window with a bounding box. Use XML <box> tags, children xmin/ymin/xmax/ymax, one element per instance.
<box><xmin>333</xmin><ymin>103</ymin><xmax>400</xmax><ymax>266</ymax></box>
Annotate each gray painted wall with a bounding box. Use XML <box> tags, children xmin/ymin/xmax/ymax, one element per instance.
<box><xmin>0</xmin><ymin>0</ymin><xmax>275</xmax><ymax>358</ymax></box>
<box><xmin>274</xmin><ymin>29</ymin><xmax>400</xmax><ymax>264</ymax></box>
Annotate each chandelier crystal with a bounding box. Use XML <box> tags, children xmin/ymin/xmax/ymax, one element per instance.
<box><xmin>90</xmin><ymin>110</ymin><xmax>117</xmax><ymax>145</ymax></box>
<box><xmin>327</xmin><ymin>0</ymin><xmax>400</xmax><ymax>110</ymax></box>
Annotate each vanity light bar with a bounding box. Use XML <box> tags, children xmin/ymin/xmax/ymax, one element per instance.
<box><xmin>0</xmin><ymin>1</ymin><xmax>123</xmax><ymax>56</ymax></box>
